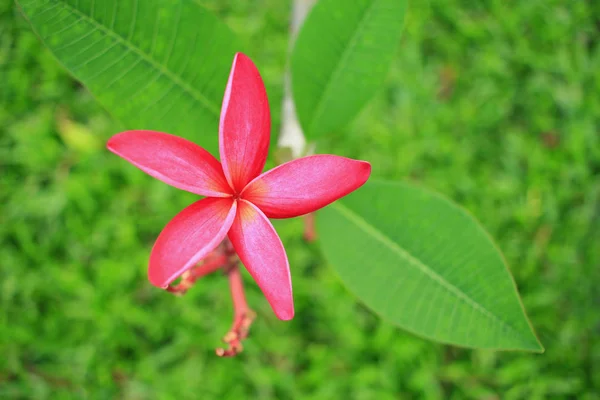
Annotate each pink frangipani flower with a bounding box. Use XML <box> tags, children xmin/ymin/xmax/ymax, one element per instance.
<box><xmin>107</xmin><ymin>53</ymin><xmax>371</xmax><ymax>320</ymax></box>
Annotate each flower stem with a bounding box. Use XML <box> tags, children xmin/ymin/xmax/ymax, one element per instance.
<box><xmin>216</xmin><ymin>262</ymin><xmax>256</xmax><ymax>357</ymax></box>
<box><xmin>164</xmin><ymin>238</ymin><xmax>256</xmax><ymax>357</ymax></box>
<box><xmin>303</xmin><ymin>212</ymin><xmax>317</xmax><ymax>242</ymax></box>
<box><xmin>278</xmin><ymin>0</ymin><xmax>315</xmax><ymax>158</ymax></box>
<box><xmin>167</xmin><ymin>255</ymin><xmax>227</xmax><ymax>295</ymax></box>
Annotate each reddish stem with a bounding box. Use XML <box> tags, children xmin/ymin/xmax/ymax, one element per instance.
<box><xmin>229</xmin><ymin>264</ymin><xmax>248</xmax><ymax>313</ymax></box>
<box><xmin>216</xmin><ymin>263</ymin><xmax>256</xmax><ymax>357</ymax></box>
<box><xmin>163</xmin><ymin>238</ymin><xmax>256</xmax><ymax>357</ymax></box>
<box><xmin>303</xmin><ymin>212</ymin><xmax>317</xmax><ymax>242</ymax></box>
<box><xmin>167</xmin><ymin>255</ymin><xmax>227</xmax><ymax>295</ymax></box>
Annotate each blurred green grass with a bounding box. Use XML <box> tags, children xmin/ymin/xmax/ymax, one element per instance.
<box><xmin>1</xmin><ymin>0</ymin><xmax>599</xmax><ymax>398</ymax></box>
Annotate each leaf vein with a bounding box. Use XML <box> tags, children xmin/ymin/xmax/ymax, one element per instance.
<box><xmin>52</xmin><ymin>0</ymin><xmax>219</xmax><ymax>117</ymax></box>
<box><xmin>307</xmin><ymin>0</ymin><xmax>379</xmax><ymax>135</ymax></box>
<box><xmin>333</xmin><ymin>202</ymin><xmax>526</xmax><ymax>339</ymax></box>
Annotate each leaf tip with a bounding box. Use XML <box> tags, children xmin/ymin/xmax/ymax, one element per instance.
<box><xmin>530</xmin><ymin>339</ymin><xmax>545</xmax><ymax>354</ymax></box>
<box><xmin>518</xmin><ymin>332</ymin><xmax>544</xmax><ymax>353</ymax></box>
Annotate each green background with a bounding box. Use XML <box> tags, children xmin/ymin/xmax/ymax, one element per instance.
<box><xmin>1</xmin><ymin>0</ymin><xmax>599</xmax><ymax>398</ymax></box>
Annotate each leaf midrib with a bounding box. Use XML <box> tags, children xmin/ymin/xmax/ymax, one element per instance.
<box><xmin>46</xmin><ymin>0</ymin><xmax>220</xmax><ymax>117</ymax></box>
<box><xmin>306</xmin><ymin>0</ymin><xmax>380</xmax><ymax>135</ymax></box>
<box><xmin>332</xmin><ymin>201</ymin><xmax>527</xmax><ymax>340</ymax></box>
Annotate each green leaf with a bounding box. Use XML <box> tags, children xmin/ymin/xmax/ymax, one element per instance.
<box><xmin>17</xmin><ymin>0</ymin><xmax>241</xmax><ymax>153</ymax></box>
<box><xmin>317</xmin><ymin>180</ymin><xmax>543</xmax><ymax>352</ymax></box>
<box><xmin>291</xmin><ymin>0</ymin><xmax>407</xmax><ymax>139</ymax></box>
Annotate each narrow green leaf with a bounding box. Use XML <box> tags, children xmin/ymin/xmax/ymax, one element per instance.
<box><xmin>17</xmin><ymin>0</ymin><xmax>241</xmax><ymax>153</ymax></box>
<box><xmin>291</xmin><ymin>0</ymin><xmax>407</xmax><ymax>139</ymax></box>
<box><xmin>317</xmin><ymin>180</ymin><xmax>543</xmax><ymax>352</ymax></box>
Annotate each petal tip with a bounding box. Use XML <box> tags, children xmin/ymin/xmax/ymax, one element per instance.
<box><xmin>106</xmin><ymin>130</ymin><xmax>140</xmax><ymax>152</ymax></box>
<box><xmin>233</xmin><ymin>52</ymin><xmax>251</xmax><ymax>64</ymax></box>
<box><xmin>360</xmin><ymin>160</ymin><xmax>372</xmax><ymax>182</ymax></box>
<box><xmin>147</xmin><ymin>267</ymin><xmax>172</xmax><ymax>290</ymax></box>
<box><xmin>148</xmin><ymin>257</ymin><xmax>180</xmax><ymax>289</ymax></box>
<box><xmin>106</xmin><ymin>132</ymin><xmax>125</xmax><ymax>152</ymax></box>
<box><xmin>275</xmin><ymin>307</ymin><xmax>295</xmax><ymax>321</ymax></box>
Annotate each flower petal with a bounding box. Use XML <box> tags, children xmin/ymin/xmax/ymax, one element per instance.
<box><xmin>242</xmin><ymin>155</ymin><xmax>371</xmax><ymax>218</ymax></box>
<box><xmin>108</xmin><ymin>130</ymin><xmax>232</xmax><ymax>197</ymax></box>
<box><xmin>149</xmin><ymin>197</ymin><xmax>237</xmax><ymax>288</ymax></box>
<box><xmin>228</xmin><ymin>200</ymin><xmax>294</xmax><ymax>320</ymax></box>
<box><xmin>219</xmin><ymin>53</ymin><xmax>271</xmax><ymax>193</ymax></box>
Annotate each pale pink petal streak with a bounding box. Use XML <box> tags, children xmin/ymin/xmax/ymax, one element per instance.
<box><xmin>242</xmin><ymin>155</ymin><xmax>371</xmax><ymax>218</ymax></box>
<box><xmin>219</xmin><ymin>53</ymin><xmax>271</xmax><ymax>193</ymax></box>
<box><xmin>228</xmin><ymin>200</ymin><xmax>294</xmax><ymax>320</ymax></box>
<box><xmin>108</xmin><ymin>130</ymin><xmax>232</xmax><ymax>197</ymax></box>
<box><xmin>149</xmin><ymin>197</ymin><xmax>237</xmax><ymax>288</ymax></box>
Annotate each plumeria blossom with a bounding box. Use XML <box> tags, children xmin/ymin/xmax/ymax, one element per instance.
<box><xmin>107</xmin><ymin>53</ymin><xmax>371</xmax><ymax>321</ymax></box>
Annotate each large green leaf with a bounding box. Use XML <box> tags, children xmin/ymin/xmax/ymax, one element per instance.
<box><xmin>317</xmin><ymin>180</ymin><xmax>543</xmax><ymax>352</ymax></box>
<box><xmin>17</xmin><ymin>0</ymin><xmax>240</xmax><ymax>153</ymax></box>
<box><xmin>291</xmin><ymin>0</ymin><xmax>407</xmax><ymax>139</ymax></box>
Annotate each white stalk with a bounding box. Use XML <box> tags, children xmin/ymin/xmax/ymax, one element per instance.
<box><xmin>277</xmin><ymin>0</ymin><xmax>315</xmax><ymax>158</ymax></box>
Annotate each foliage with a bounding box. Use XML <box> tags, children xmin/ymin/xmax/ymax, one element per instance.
<box><xmin>291</xmin><ymin>0</ymin><xmax>407</xmax><ymax>139</ymax></box>
<box><xmin>319</xmin><ymin>180</ymin><xmax>541</xmax><ymax>351</ymax></box>
<box><xmin>1</xmin><ymin>0</ymin><xmax>599</xmax><ymax>398</ymax></box>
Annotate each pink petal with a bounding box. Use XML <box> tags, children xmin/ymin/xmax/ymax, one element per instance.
<box><xmin>228</xmin><ymin>200</ymin><xmax>294</xmax><ymax>320</ymax></box>
<box><xmin>219</xmin><ymin>53</ymin><xmax>271</xmax><ymax>193</ymax></box>
<box><xmin>242</xmin><ymin>155</ymin><xmax>371</xmax><ymax>218</ymax></box>
<box><xmin>149</xmin><ymin>197</ymin><xmax>237</xmax><ymax>288</ymax></box>
<box><xmin>108</xmin><ymin>130</ymin><xmax>232</xmax><ymax>197</ymax></box>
